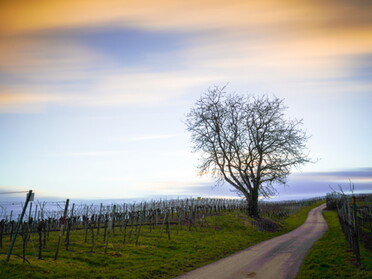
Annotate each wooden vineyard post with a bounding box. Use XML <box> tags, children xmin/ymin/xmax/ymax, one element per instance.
<box><xmin>37</xmin><ymin>220</ymin><xmax>44</xmax><ymax>259</ymax></box>
<box><xmin>122</xmin><ymin>218</ymin><xmax>128</xmax><ymax>246</ymax></box>
<box><xmin>84</xmin><ymin>206</ymin><xmax>89</xmax><ymax>243</ymax></box>
<box><xmin>54</xmin><ymin>199</ymin><xmax>69</xmax><ymax>260</ymax></box>
<box><xmin>135</xmin><ymin>204</ymin><xmax>145</xmax><ymax>246</ymax></box>
<box><xmin>34</xmin><ymin>204</ymin><xmax>38</xmax><ymax>220</ymax></box>
<box><xmin>166</xmin><ymin>209</ymin><xmax>171</xmax><ymax>240</ymax></box>
<box><xmin>9</xmin><ymin>221</ymin><xmax>14</xmax><ymax>242</ymax></box>
<box><xmin>97</xmin><ymin>203</ymin><xmax>103</xmax><ymax>236</ymax></box>
<box><xmin>89</xmin><ymin>217</ymin><xmax>95</xmax><ymax>252</ymax></box>
<box><xmin>105</xmin><ymin>206</ymin><xmax>115</xmax><ymax>253</ymax></box>
<box><xmin>21</xmin><ymin>222</ymin><xmax>30</xmax><ymax>263</ymax></box>
<box><xmin>6</xmin><ymin>190</ymin><xmax>33</xmax><ymax>262</ymax></box>
<box><xmin>160</xmin><ymin>209</ymin><xmax>171</xmax><ymax>240</ymax></box>
<box><xmin>351</xmin><ymin>196</ymin><xmax>361</xmax><ymax>265</ymax></box>
<box><xmin>44</xmin><ymin>219</ymin><xmax>48</xmax><ymax>247</ymax></box>
<box><xmin>65</xmin><ymin>203</ymin><xmax>74</xmax><ymax>251</ymax></box>
<box><xmin>28</xmin><ymin>202</ymin><xmax>33</xmax><ymax>222</ymax></box>
<box><xmin>112</xmin><ymin>204</ymin><xmax>116</xmax><ymax>235</ymax></box>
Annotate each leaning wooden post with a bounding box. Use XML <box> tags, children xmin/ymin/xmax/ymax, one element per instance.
<box><xmin>54</xmin><ymin>199</ymin><xmax>69</xmax><ymax>260</ymax></box>
<box><xmin>6</xmin><ymin>190</ymin><xmax>33</xmax><ymax>262</ymax></box>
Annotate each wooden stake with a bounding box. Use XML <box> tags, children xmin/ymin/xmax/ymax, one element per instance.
<box><xmin>54</xmin><ymin>199</ymin><xmax>69</xmax><ymax>260</ymax></box>
<box><xmin>6</xmin><ymin>190</ymin><xmax>33</xmax><ymax>262</ymax></box>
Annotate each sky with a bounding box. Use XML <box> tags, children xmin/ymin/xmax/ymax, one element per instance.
<box><xmin>0</xmin><ymin>0</ymin><xmax>371</xmax><ymax>201</ymax></box>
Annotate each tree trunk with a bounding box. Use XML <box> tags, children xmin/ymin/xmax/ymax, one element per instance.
<box><xmin>247</xmin><ymin>188</ymin><xmax>259</xmax><ymax>218</ymax></box>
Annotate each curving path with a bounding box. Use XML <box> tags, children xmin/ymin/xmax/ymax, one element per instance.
<box><xmin>175</xmin><ymin>203</ymin><xmax>328</xmax><ymax>279</ymax></box>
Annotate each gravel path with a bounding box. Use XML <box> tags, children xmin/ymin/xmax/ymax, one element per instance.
<box><xmin>175</xmin><ymin>203</ymin><xmax>328</xmax><ymax>279</ymax></box>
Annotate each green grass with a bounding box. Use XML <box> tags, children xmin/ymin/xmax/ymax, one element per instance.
<box><xmin>0</xmin><ymin>201</ymin><xmax>323</xmax><ymax>279</ymax></box>
<box><xmin>296</xmin><ymin>210</ymin><xmax>372</xmax><ymax>279</ymax></box>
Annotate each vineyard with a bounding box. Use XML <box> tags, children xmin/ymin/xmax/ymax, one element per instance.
<box><xmin>326</xmin><ymin>192</ymin><xmax>372</xmax><ymax>265</ymax></box>
<box><xmin>0</xmin><ymin>194</ymin><xmax>322</xmax><ymax>266</ymax></box>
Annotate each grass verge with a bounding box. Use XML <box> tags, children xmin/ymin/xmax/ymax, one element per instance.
<box><xmin>296</xmin><ymin>210</ymin><xmax>372</xmax><ymax>279</ymax></box>
<box><xmin>0</xmin><ymin>201</ymin><xmax>323</xmax><ymax>279</ymax></box>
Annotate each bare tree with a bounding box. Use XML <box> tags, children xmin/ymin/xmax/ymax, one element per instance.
<box><xmin>186</xmin><ymin>86</ymin><xmax>310</xmax><ymax>217</ymax></box>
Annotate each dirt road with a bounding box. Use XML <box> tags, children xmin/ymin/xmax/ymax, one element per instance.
<box><xmin>175</xmin><ymin>203</ymin><xmax>327</xmax><ymax>279</ymax></box>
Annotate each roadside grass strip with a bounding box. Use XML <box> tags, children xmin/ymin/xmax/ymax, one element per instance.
<box><xmin>297</xmin><ymin>210</ymin><xmax>372</xmax><ymax>279</ymax></box>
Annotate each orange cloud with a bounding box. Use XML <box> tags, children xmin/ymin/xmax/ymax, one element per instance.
<box><xmin>0</xmin><ymin>90</ymin><xmax>74</xmax><ymax>113</ymax></box>
<box><xmin>0</xmin><ymin>0</ymin><xmax>371</xmax><ymax>113</ymax></box>
<box><xmin>2</xmin><ymin>1</ymin><xmax>371</xmax><ymax>64</ymax></box>
<box><xmin>1</xmin><ymin>0</ymin><xmax>371</xmax><ymax>35</ymax></box>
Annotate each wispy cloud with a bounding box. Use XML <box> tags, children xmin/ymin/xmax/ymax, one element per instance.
<box><xmin>45</xmin><ymin>151</ymin><xmax>115</xmax><ymax>158</ymax></box>
<box><xmin>0</xmin><ymin>90</ymin><xmax>76</xmax><ymax>113</ymax></box>
<box><xmin>0</xmin><ymin>68</ymin><xmax>217</xmax><ymax>113</ymax></box>
<box><xmin>119</xmin><ymin>134</ymin><xmax>178</xmax><ymax>142</ymax></box>
<box><xmin>291</xmin><ymin>168</ymin><xmax>372</xmax><ymax>183</ymax></box>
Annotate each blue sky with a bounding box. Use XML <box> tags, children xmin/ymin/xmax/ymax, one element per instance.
<box><xmin>0</xmin><ymin>0</ymin><xmax>371</xmax><ymax>200</ymax></box>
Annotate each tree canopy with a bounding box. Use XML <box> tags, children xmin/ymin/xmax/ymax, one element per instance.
<box><xmin>186</xmin><ymin>86</ymin><xmax>311</xmax><ymax>217</ymax></box>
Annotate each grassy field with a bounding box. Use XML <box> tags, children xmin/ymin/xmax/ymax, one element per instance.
<box><xmin>0</xmin><ymin>201</ymin><xmax>323</xmax><ymax>279</ymax></box>
<box><xmin>297</xmin><ymin>210</ymin><xmax>372</xmax><ymax>279</ymax></box>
